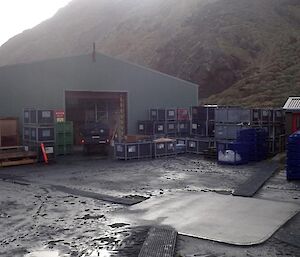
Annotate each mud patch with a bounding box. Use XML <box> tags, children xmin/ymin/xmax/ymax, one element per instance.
<box><xmin>109</xmin><ymin>223</ymin><xmax>130</xmax><ymax>228</ymax></box>
<box><xmin>76</xmin><ymin>214</ymin><xmax>106</xmax><ymax>220</ymax></box>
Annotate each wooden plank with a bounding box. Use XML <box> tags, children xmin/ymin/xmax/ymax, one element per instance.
<box><xmin>0</xmin><ymin>158</ymin><xmax>37</xmax><ymax>167</ymax></box>
<box><xmin>0</xmin><ymin>146</ymin><xmax>24</xmax><ymax>151</ymax></box>
<box><xmin>0</xmin><ymin>151</ymin><xmax>37</xmax><ymax>161</ymax></box>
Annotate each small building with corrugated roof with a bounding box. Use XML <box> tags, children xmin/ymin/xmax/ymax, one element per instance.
<box><xmin>283</xmin><ymin>97</ymin><xmax>300</xmax><ymax>136</ymax></box>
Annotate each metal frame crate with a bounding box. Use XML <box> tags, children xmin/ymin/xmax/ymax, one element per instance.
<box><xmin>177</xmin><ymin>108</ymin><xmax>190</xmax><ymax>121</ymax></box>
<box><xmin>177</xmin><ymin>121</ymin><xmax>190</xmax><ymax>137</ymax></box>
<box><xmin>149</xmin><ymin>109</ymin><xmax>166</xmax><ymax>121</ymax></box>
<box><xmin>23</xmin><ymin>108</ymin><xmax>54</xmax><ymax>125</ymax></box>
<box><xmin>166</xmin><ymin>108</ymin><xmax>177</xmax><ymax>121</ymax></box>
<box><xmin>215</xmin><ymin>107</ymin><xmax>251</xmax><ymax>124</ymax></box>
<box><xmin>115</xmin><ymin>141</ymin><xmax>152</xmax><ymax>160</ymax></box>
<box><xmin>191</xmin><ymin>106</ymin><xmax>215</xmax><ymax>121</ymax></box>
<box><xmin>154</xmin><ymin>121</ymin><xmax>166</xmax><ymax>135</ymax></box>
<box><xmin>187</xmin><ymin>138</ymin><xmax>215</xmax><ymax>154</ymax></box>
<box><xmin>23</xmin><ymin>126</ymin><xmax>55</xmax><ymax>142</ymax></box>
<box><xmin>137</xmin><ymin>120</ymin><xmax>155</xmax><ymax>135</ymax></box>
<box><xmin>176</xmin><ymin>138</ymin><xmax>188</xmax><ymax>154</ymax></box>
<box><xmin>215</xmin><ymin>124</ymin><xmax>250</xmax><ymax>140</ymax></box>
<box><xmin>166</xmin><ymin>121</ymin><xmax>178</xmax><ymax>135</ymax></box>
<box><xmin>23</xmin><ymin>140</ymin><xmax>55</xmax><ymax>161</ymax></box>
<box><xmin>153</xmin><ymin>139</ymin><xmax>176</xmax><ymax>158</ymax></box>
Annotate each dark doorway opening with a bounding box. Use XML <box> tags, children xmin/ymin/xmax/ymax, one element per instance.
<box><xmin>65</xmin><ymin>91</ymin><xmax>128</xmax><ymax>145</ymax></box>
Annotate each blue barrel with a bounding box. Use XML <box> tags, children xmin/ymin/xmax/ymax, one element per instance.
<box><xmin>286</xmin><ymin>131</ymin><xmax>300</xmax><ymax>180</ymax></box>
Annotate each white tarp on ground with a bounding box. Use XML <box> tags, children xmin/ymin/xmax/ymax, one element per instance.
<box><xmin>130</xmin><ymin>192</ymin><xmax>300</xmax><ymax>245</ymax></box>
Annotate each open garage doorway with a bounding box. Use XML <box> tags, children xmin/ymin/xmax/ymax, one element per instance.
<box><xmin>65</xmin><ymin>91</ymin><xmax>128</xmax><ymax>146</ymax></box>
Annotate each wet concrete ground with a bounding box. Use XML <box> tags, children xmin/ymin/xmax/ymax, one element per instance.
<box><xmin>0</xmin><ymin>155</ymin><xmax>299</xmax><ymax>257</ymax></box>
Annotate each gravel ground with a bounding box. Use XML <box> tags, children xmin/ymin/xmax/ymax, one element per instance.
<box><xmin>0</xmin><ymin>155</ymin><xmax>299</xmax><ymax>257</ymax></box>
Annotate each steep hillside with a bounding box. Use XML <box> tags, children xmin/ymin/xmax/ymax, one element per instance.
<box><xmin>0</xmin><ymin>0</ymin><xmax>299</xmax><ymax>106</ymax></box>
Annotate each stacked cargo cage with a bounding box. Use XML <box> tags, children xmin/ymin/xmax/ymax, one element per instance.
<box><xmin>23</xmin><ymin>108</ymin><xmax>55</xmax><ymax>161</ymax></box>
<box><xmin>115</xmin><ymin>141</ymin><xmax>153</xmax><ymax>161</ymax></box>
<box><xmin>251</xmin><ymin>108</ymin><xmax>286</xmax><ymax>155</ymax></box>
<box><xmin>191</xmin><ymin>106</ymin><xmax>215</xmax><ymax>138</ymax></box>
<box><xmin>187</xmin><ymin>105</ymin><xmax>216</xmax><ymax>155</ymax></box>
<box><xmin>286</xmin><ymin>131</ymin><xmax>300</xmax><ymax>180</ymax></box>
<box><xmin>152</xmin><ymin>138</ymin><xmax>177</xmax><ymax>158</ymax></box>
<box><xmin>215</xmin><ymin>107</ymin><xmax>251</xmax><ymax>164</ymax></box>
<box><xmin>215</xmin><ymin>107</ymin><xmax>251</xmax><ymax>141</ymax></box>
<box><xmin>55</xmin><ymin>121</ymin><xmax>74</xmax><ymax>156</ymax></box>
<box><xmin>137</xmin><ymin>108</ymin><xmax>190</xmax><ymax>138</ymax></box>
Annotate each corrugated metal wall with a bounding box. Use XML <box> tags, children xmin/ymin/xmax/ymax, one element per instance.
<box><xmin>0</xmin><ymin>53</ymin><xmax>198</xmax><ymax>134</ymax></box>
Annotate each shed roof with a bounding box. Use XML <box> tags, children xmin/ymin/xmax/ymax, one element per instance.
<box><xmin>283</xmin><ymin>97</ymin><xmax>300</xmax><ymax>110</ymax></box>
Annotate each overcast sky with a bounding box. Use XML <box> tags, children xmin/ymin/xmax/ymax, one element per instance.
<box><xmin>0</xmin><ymin>0</ymin><xmax>72</xmax><ymax>46</ymax></box>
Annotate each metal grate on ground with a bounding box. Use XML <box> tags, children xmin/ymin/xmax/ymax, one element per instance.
<box><xmin>138</xmin><ymin>226</ymin><xmax>177</xmax><ymax>257</ymax></box>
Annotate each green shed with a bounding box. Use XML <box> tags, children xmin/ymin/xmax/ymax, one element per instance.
<box><xmin>0</xmin><ymin>52</ymin><xmax>198</xmax><ymax>144</ymax></box>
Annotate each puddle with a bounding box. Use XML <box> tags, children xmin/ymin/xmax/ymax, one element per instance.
<box><xmin>25</xmin><ymin>250</ymin><xmax>65</xmax><ymax>257</ymax></box>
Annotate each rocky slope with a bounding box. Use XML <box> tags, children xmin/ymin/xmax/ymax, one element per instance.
<box><xmin>0</xmin><ymin>0</ymin><xmax>299</xmax><ymax>106</ymax></box>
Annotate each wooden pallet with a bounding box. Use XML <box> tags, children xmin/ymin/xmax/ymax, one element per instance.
<box><xmin>0</xmin><ymin>148</ymin><xmax>37</xmax><ymax>167</ymax></box>
<box><xmin>0</xmin><ymin>146</ymin><xmax>24</xmax><ymax>152</ymax></box>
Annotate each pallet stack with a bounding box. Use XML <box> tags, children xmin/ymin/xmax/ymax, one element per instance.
<box><xmin>23</xmin><ymin>108</ymin><xmax>55</xmax><ymax>161</ymax></box>
<box><xmin>0</xmin><ymin>146</ymin><xmax>37</xmax><ymax>167</ymax></box>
